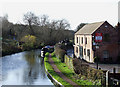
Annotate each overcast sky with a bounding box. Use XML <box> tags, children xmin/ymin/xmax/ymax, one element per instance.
<box><xmin>0</xmin><ymin>0</ymin><xmax>120</xmax><ymax>30</ymax></box>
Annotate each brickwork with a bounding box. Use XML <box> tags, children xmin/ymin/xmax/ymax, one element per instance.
<box><xmin>92</xmin><ymin>21</ymin><xmax>119</xmax><ymax>63</ymax></box>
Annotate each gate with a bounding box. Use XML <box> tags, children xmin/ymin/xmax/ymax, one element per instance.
<box><xmin>109</xmin><ymin>73</ymin><xmax>120</xmax><ymax>86</ymax></box>
<box><xmin>102</xmin><ymin>68</ymin><xmax>120</xmax><ymax>86</ymax></box>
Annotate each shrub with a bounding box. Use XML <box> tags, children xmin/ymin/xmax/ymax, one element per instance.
<box><xmin>40</xmin><ymin>43</ymin><xmax>45</xmax><ymax>47</ymax></box>
<box><xmin>73</xmin><ymin>58</ymin><xmax>103</xmax><ymax>85</ymax></box>
<box><xmin>54</xmin><ymin>46</ymin><xmax>66</xmax><ymax>62</ymax></box>
<box><xmin>2</xmin><ymin>41</ymin><xmax>22</xmax><ymax>56</ymax></box>
<box><xmin>45</xmin><ymin>52</ymin><xmax>49</xmax><ymax>57</ymax></box>
<box><xmin>21</xmin><ymin>35</ymin><xmax>36</xmax><ymax>49</ymax></box>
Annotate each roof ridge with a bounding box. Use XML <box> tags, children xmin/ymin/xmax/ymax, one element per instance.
<box><xmin>86</xmin><ymin>21</ymin><xmax>105</xmax><ymax>25</ymax></box>
<box><xmin>75</xmin><ymin>21</ymin><xmax>106</xmax><ymax>35</ymax></box>
<box><xmin>91</xmin><ymin>21</ymin><xmax>105</xmax><ymax>34</ymax></box>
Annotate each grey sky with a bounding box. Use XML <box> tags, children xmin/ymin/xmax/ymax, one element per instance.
<box><xmin>0</xmin><ymin>0</ymin><xmax>119</xmax><ymax>30</ymax></box>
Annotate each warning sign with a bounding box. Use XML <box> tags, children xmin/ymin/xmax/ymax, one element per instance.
<box><xmin>95</xmin><ymin>33</ymin><xmax>102</xmax><ymax>42</ymax></box>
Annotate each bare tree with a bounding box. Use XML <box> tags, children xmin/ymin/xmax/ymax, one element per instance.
<box><xmin>39</xmin><ymin>14</ymin><xmax>50</xmax><ymax>28</ymax></box>
<box><xmin>57</xmin><ymin>19</ymin><xmax>70</xmax><ymax>30</ymax></box>
<box><xmin>49</xmin><ymin>20</ymin><xmax>58</xmax><ymax>29</ymax></box>
<box><xmin>23</xmin><ymin>12</ymin><xmax>39</xmax><ymax>35</ymax></box>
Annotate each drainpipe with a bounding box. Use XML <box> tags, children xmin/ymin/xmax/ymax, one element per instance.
<box><xmin>92</xmin><ymin>35</ymin><xmax>99</xmax><ymax>69</ymax></box>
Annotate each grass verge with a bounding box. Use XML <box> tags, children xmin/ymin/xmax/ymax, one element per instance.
<box><xmin>51</xmin><ymin>52</ymin><xmax>95</xmax><ymax>86</ymax></box>
<box><xmin>44</xmin><ymin>52</ymin><xmax>73</xmax><ymax>87</ymax></box>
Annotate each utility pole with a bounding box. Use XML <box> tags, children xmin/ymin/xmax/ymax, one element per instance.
<box><xmin>94</xmin><ymin>33</ymin><xmax>102</xmax><ymax>69</ymax></box>
<box><xmin>96</xmin><ymin>43</ymin><xmax>99</xmax><ymax>69</ymax></box>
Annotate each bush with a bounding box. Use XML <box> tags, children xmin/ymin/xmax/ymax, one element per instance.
<box><xmin>2</xmin><ymin>41</ymin><xmax>22</xmax><ymax>56</ymax></box>
<box><xmin>73</xmin><ymin>58</ymin><xmax>103</xmax><ymax>85</ymax></box>
<box><xmin>21</xmin><ymin>35</ymin><xmax>36</xmax><ymax>50</ymax></box>
<box><xmin>54</xmin><ymin>46</ymin><xmax>66</xmax><ymax>62</ymax></box>
<box><xmin>45</xmin><ymin>52</ymin><xmax>49</xmax><ymax>57</ymax></box>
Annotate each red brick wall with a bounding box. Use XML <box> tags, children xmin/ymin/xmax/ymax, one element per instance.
<box><xmin>92</xmin><ymin>21</ymin><xmax>119</xmax><ymax>63</ymax></box>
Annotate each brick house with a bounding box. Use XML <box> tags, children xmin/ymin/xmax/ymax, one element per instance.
<box><xmin>74</xmin><ymin>21</ymin><xmax>119</xmax><ymax>63</ymax></box>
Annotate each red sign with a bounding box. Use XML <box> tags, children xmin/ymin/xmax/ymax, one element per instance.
<box><xmin>95</xmin><ymin>33</ymin><xmax>102</xmax><ymax>42</ymax></box>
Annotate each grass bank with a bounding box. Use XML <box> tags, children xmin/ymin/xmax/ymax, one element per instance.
<box><xmin>51</xmin><ymin>52</ymin><xmax>96</xmax><ymax>86</ymax></box>
<box><xmin>44</xmin><ymin>53</ymin><xmax>72</xmax><ymax>87</ymax></box>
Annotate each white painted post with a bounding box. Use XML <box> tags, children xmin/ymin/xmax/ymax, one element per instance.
<box><xmin>106</xmin><ymin>70</ymin><xmax>109</xmax><ymax>87</ymax></box>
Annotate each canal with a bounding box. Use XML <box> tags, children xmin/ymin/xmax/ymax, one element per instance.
<box><xmin>2</xmin><ymin>49</ymin><xmax>54</xmax><ymax>86</ymax></box>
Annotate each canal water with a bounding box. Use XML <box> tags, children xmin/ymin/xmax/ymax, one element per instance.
<box><xmin>2</xmin><ymin>49</ymin><xmax>54</xmax><ymax>86</ymax></box>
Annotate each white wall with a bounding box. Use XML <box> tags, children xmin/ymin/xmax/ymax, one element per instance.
<box><xmin>74</xmin><ymin>34</ymin><xmax>94</xmax><ymax>63</ymax></box>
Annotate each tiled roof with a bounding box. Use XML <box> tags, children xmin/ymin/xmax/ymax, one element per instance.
<box><xmin>75</xmin><ymin>21</ymin><xmax>105</xmax><ymax>35</ymax></box>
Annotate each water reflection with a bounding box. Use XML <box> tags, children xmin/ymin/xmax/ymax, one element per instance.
<box><xmin>2</xmin><ymin>49</ymin><xmax>53</xmax><ymax>85</ymax></box>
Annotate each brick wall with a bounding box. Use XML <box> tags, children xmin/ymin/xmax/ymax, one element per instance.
<box><xmin>92</xmin><ymin>21</ymin><xmax>119</xmax><ymax>63</ymax></box>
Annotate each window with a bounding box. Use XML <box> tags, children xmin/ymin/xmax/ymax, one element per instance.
<box><xmin>81</xmin><ymin>37</ymin><xmax>83</xmax><ymax>44</ymax></box>
<box><xmin>77</xmin><ymin>37</ymin><xmax>78</xmax><ymax>43</ymax></box>
<box><xmin>103</xmin><ymin>34</ymin><xmax>110</xmax><ymax>42</ymax></box>
<box><xmin>84</xmin><ymin>49</ymin><xmax>86</xmax><ymax>55</ymax></box>
<box><xmin>87</xmin><ymin>49</ymin><xmax>90</xmax><ymax>57</ymax></box>
<box><xmin>105</xmin><ymin>25</ymin><xmax>108</xmax><ymax>28</ymax></box>
<box><xmin>76</xmin><ymin>47</ymin><xmax>78</xmax><ymax>53</ymax></box>
<box><xmin>87</xmin><ymin>49</ymin><xmax>90</xmax><ymax>61</ymax></box>
<box><xmin>80</xmin><ymin>46</ymin><xmax>83</xmax><ymax>58</ymax></box>
<box><xmin>103</xmin><ymin>50</ymin><xmax>109</xmax><ymax>58</ymax></box>
<box><xmin>79</xmin><ymin>37</ymin><xmax>80</xmax><ymax>44</ymax></box>
<box><xmin>85</xmin><ymin>37</ymin><xmax>87</xmax><ymax>44</ymax></box>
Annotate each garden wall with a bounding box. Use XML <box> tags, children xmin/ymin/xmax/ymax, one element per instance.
<box><xmin>64</xmin><ymin>55</ymin><xmax>74</xmax><ymax>71</ymax></box>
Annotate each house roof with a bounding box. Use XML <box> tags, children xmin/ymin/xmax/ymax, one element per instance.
<box><xmin>75</xmin><ymin>21</ymin><xmax>105</xmax><ymax>35</ymax></box>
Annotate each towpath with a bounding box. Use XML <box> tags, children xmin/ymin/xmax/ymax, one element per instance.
<box><xmin>48</xmin><ymin>54</ymin><xmax>79</xmax><ymax>86</ymax></box>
